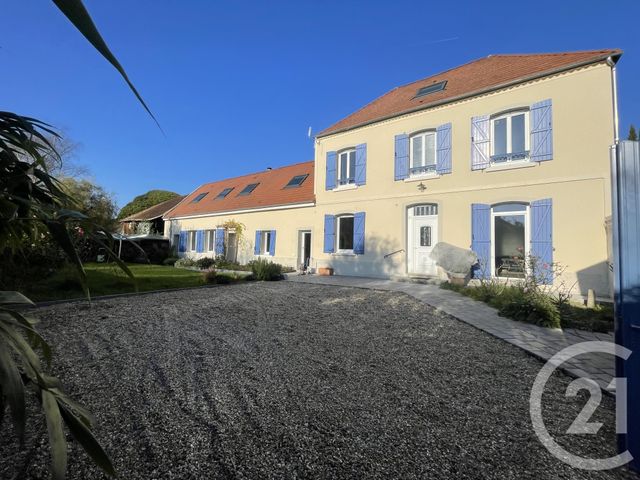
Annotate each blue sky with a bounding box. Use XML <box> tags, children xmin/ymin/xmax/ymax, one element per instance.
<box><xmin>3</xmin><ymin>1</ymin><xmax>639</xmax><ymax>207</ymax></box>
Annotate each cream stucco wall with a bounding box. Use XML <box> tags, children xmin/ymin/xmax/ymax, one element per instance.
<box><xmin>166</xmin><ymin>205</ymin><xmax>317</xmax><ymax>269</ymax></box>
<box><xmin>313</xmin><ymin>62</ymin><xmax>616</xmax><ymax>296</ymax></box>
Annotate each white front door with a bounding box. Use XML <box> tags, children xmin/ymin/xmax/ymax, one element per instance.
<box><xmin>408</xmin><ymin>213</ymin><xmax>438</xmax><ymax>276</ymax></box>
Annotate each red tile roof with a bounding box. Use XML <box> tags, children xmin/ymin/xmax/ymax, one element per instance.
<box><xmin>165</xmin><ymin>161</ymin><xmax>315</xmax><ymax>218</ymax></box>
<box><xmin>119</xmin><ymin>195</ymin><xmax>186</xmax><ymax>222</ymax></box>
<box><xmin>318</xmin><ymin>49</ymin><xmax>622</xmax><ymax>137</ymax></box>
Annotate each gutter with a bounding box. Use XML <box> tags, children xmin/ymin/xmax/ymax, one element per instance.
<box><xmin>164</xmin><ymin>201</ymin><xmax>316</xmax><ymax>221</ymax></box>
<box><xmin>317</xmin><ymin>53</ymin><xmax>622</xmax><ymax>138</ymax></box>
<box><xmin>606</xmin><ymin>56</ymin><xmax>620</xmax><ymax>143</ymax></box>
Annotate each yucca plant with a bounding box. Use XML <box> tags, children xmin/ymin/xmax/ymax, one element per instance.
<box><xmin>2</xmin><ymin>0</ymin><xmax>159</xmax><ymax>478</ymax></box>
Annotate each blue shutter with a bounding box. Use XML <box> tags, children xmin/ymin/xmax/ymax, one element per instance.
<box><xmin>355</xmin><ymin>143</ymin><xmax>367</xmax><ymax>186</ymax></box>
<box><xmin>215</xmin><ymin>228</ymin><xmax>225</xmax><ymax>255</ymax></box>
<box><xmin>269</xmin><ymin>230</ymin><xmax>277</xmax><ymax>256</ymax></box>
<box><xmin>353</xmin><ymin>212</ymin><xmax>366</xmax><ymax>255</ymax></box>
<box><xmin>178</xmin><ymin>231</ymin><xmax>187</xmax><ymax>253</ymax></box>
<box><xmin>471</xmin><ymin>204</ymin><xmax>491</xmax><ymax>278</ymax></box>
<box><xmin>530</xmin><ymin>99</ymin><xmax>553</xmax><ymax>162</ymax></box>
<box><xmin>326</xmin><ymin>151</ymin><xmax>337</xmax><ymax>190</ymax></box>
<box><xmin>323</xmin><ymin>215</ymin><xmax>336</xmax><ymax>253</ymax></box>
<box><xmin>436</xmin><ymin>123</ymin><xmax>452</xmax><ymax>174</ymax></box>
<box><xmin>530</xmin><ymin>198</ymin><xmax>553</xmax><ymax>284</ymax></box>
<box><xmin>471</xmin><ymin>115</ymin><xmax>490</xmax><ymax>170</ymax></box>
<box><xmin>394</xmin><ymin>134</ymin><xmax>409</xmax><ymax>180</ymax></box>
<box><xmin>196</xmin><ymin>230</ymin><xmax>204</xmax><ymax>253</ymax></box>
<box><xmin>254</xmin><ymin>230</ymin><xmax>262</xmax><ymax>255</ymax></box>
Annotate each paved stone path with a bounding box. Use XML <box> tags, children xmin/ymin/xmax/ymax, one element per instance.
<box><xmin>288</xmin><ymin>275</ymin><xmax>617</xmax><ymax>393</ymax></box>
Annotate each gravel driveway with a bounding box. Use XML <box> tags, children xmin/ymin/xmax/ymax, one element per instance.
<box><xmin>0</xmin><ymin>282</ymin><xmax>636</xmax><ymax>479</ymax></box>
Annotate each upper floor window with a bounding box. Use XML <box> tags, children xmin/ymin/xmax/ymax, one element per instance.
<box><xmin>238</xmin><ymin>183</ymin><xmax>259</xmax><ymax>196</ymax></box>
<box><xmin>410</xmin><ymin>131</ymin><xmax>436</xmax><ymax>176</ymax></box>
<box><xmin>285</xmin><ymin>174</ymin><xmax>308</xmax><ymax>188</ymax></box>
<box><xmin>338</xmin><ymin>149</ymin><xmax>356</xmax><ymax>186</ymax></box>
<box><xmin>191</xmin><ymin>192</ymin><xmax>208</xmax><ymax>203</ymax></box>
<box><xmin>216</xmin><ymin>187</ymin><xmax>234</xmax><ymax>199</ymax></box>
<box><xmin>491</xmin><ymin>110</ymin><xmax>529</xmax><ymax>163</ymax></box>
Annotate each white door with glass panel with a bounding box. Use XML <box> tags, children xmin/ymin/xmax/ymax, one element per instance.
<box><xmin>408</xmin><ymin>205</ymin><xmax>438</xmax><ymax>276</ymax></box>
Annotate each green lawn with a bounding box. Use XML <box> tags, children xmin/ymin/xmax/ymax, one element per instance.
<box><xmin>26</xmin><ymin>263</ymin><xmax>205</xmax><ymax>302</ymax></box>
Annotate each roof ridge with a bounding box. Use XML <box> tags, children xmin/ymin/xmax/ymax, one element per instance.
<box><xmin>487</xmin><ymin>48</ymin><xmax>621</xmax><ymax>58</ymax></box>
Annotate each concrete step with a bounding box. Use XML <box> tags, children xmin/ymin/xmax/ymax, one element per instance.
<box><xmin>390</xmin><ymin>275</ymin><xmax>443</xmax><ymax>286</ymax></box>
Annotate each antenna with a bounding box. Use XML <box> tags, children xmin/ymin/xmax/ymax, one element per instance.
<box><xmin>307</xmin><ymin>126</ymin><xmax>312</xmax><ymax>139</ymax></box>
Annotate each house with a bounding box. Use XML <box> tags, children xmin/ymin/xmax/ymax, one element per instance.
<box><xmin>313</xmin><ymin>49</ymin><xmax>621</xmax><ymax>297</ymax></box>
<box><xmin>167</xmin><ymin>49</ymin><xmax>622</xmax><ymax>297</ymax></box>
<box><xmin>164</xmin><ymin>162</ymin><xmax>315</xmax><ymax>267</ymax></box>
<box><xmin>119</xmin><ymin>195</ymin><xmax>185</xmax><ymax>235</ymax></box>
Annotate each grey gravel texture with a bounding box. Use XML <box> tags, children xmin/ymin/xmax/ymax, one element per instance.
<box><xmin>0</xmin><ymin>282</ymin><xmax>637</xmax><ymax>479</ymax></box>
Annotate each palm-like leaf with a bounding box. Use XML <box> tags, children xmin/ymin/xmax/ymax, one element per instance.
<box><xmin>51</xmin><ymin>0</ymin><xmax>161</xmax><ymax>131</ymax></box>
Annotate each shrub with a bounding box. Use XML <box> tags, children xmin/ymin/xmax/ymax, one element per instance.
<box><xmin>175</xmin><ymin>257</ymin><xmax>196</xmax><ymax>268</ymax></box>
<box><xmin>498</xmin><ymin>290</ymin><xmax>561</xmax><ymax>329</ymax></box>
<box><xmin>203</xmin><ymin>269</ymin><xmax>239</xmax><ymax>285</ymax></box>
<box><xmin>163</xmin><ymin>256</ymin><xmax>179</xmax><ymax>266</ymax></box>
<box><xmin>250</xmin><ymin>258</ymin><xmax>283</xmax><ymax>281</ymax></box>
<box><xmin>196</xmin><ymin>257</ymin><xmax>216</xmax><ymax>270</ymax></box>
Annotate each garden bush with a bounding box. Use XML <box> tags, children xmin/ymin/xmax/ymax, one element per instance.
<box><xmin>163</xmin><ymin>256</ymin><xmax>179</xmax><ymax>266</ymax></box>
<box><xmin>196</xmin><ymin>257</ymin><xmax>216</xmax><ymax>269</ymax></box>
<box><xmin>203</xmin><ymin>269</ymin><xmax>240</xmax><ymax>285</ymax></box>
<box><xmin>175</xmin><ymin>257</ymin><xmax>196</xmax><ymax>268</ymax></box>
<box><xmin>250</xmin><ymin>258</ymin><xmax>284</xmax><ymax>281</ymax></box>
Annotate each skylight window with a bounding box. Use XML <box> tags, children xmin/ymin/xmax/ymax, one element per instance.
<box><xmin>415</xmin><ymin>80</ymin><xmax>447</xmax><ymax>98</ymax></box>
<box><xmin>191</xmin><ymin>192</ymin><xmax>208</xmax><ymax>203</ymax></box>
<box><xmin>284</xmin><ymin>174</ymin><xmax>308</xmax><ymax>188</ymax></box>
<box><xmin>238</xmin><ymin>183</ymin><xmax>259</xmax><ymax>196</ymax></box>
<box><xmin>216</xmin><ymin>187</ymin><xmax>234</xmax><ymax>199</ymax></box>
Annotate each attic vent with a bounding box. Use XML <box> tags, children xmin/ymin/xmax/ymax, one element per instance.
<box><xmin>415</xmin><ymin>80</ymin><xmax>447</xmax><ymax>98</ymax></box>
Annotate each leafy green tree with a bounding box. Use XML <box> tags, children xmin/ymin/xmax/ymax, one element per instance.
<box><xmin>61</xmin><ymin>178</ymin><xmax>118</xmax><ymax>230</ymax></box>
<box><xmin>628</xmin><ymin>124</ymin><xmax>638</xmax><ymax>141</ymax></box>
<box><xmin>117</xmin><ymin>190</ymin><xmax>181</xmax><ymax>219</ymax></box>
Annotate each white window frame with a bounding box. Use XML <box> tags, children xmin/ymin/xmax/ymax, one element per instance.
<box><xmin>490</xmin><ymin>110</ymin><xmax>530</xmax><ymax>163</ymax></box>
<box><xmin>409</xmin><ymin>130</ymin><xmax>437</xmax><ymax>176</ymax></box>
<box><xmin>188</xmin><ymin>231</ymin><xmax>197</xmax><ymax>252</ymax></box>
<box><xmin>259</xmin><ymin>230</ymin><xmax>272</xmax><ymax>256</ymax></box>
<box><xmin>490</xmin><ymin>204</ymin><xmax>530</xmax><ymax>278</ymax></box>
<box><xmin>337</xmin><ymin>149</ymin><xmax>356</xmax><ymax>186</ymax></box>
<box><xmin>205</xmin><ymin>229</ymin><xmax>215</xmax><ymax>253</ymax></box>
<box><xmin>336</xmin><ymin>214</ymin><xmax>355</xmax><ymax>253</ymax></box>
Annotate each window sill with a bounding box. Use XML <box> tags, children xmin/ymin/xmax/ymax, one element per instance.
<box><xmin>333</xmin><ymin>183</ymin><xmax>358</xmax><ymax>192</ymax></box>
<box><xmin>404</xmin><ymin>173</ymin><xmax>440</xmax><ymax>183</ymax></box>
<box><xmin>332</xmin><ymin>250</ymin><xmax>356</xmax><ymax>256</ymax></box>
<box><xmin>484</xmin><ymin>161</ymin><xmax>537</xmax><ymax>172</ymax></box>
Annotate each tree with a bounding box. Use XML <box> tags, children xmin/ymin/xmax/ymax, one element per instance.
<box><xmin>628</xmin><ymin>124</ymin><xmax>638</xmax><ymax>141</ymax></box>
<box><xmin>41</xmin><ymin>132</ymin><xmax>89</xmax><ymax>178</ymax></box>
<box><xmin>117</xmin><ymin>190</ymin><xmax>180</xmax><ymax>220</ymax></box>
<box><xmin>61</xmin><ymin>178</ymin><xmax>118</xmax><ymax>230</ymax></box>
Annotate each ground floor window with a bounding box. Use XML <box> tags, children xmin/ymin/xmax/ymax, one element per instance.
<box><xmin>337</xmin><ymin>215</ymin><xmax>354</xmax><ymax>251</ymax></box>
<box><xmin>492</xmin><ymin>203</ymin><xmax>528</xmax><ymax>278</ymax></box>
<box><xmin>261</xmin><ymin>231</ymin><xmax>272</xmax><ymax>255</ymax></box>
<box><xmin>188</xmin><ymin>231</ymin><xmax>197</xmax><ymax>252</ymax></box>
<box><xmin>205</xmin><ymin>229</ymin><xmax>215</xmax><ymax>252</ymax></box>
